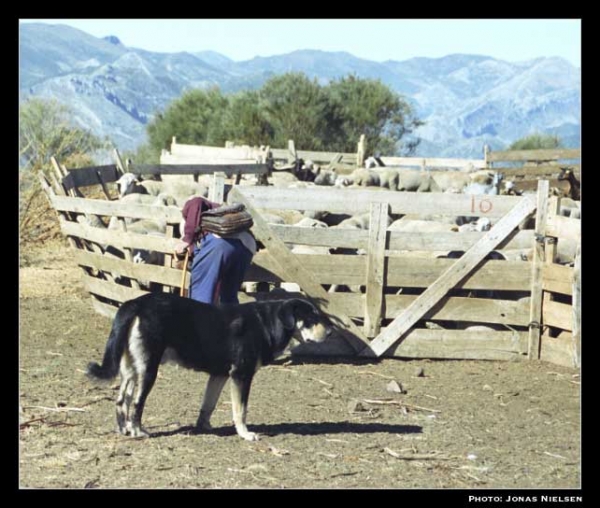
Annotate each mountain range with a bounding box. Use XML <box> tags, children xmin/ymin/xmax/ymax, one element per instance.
<box><xmin>19</xmin><ymin>22</ymin><xmax>581</xmax><ymax>158</ymax></box>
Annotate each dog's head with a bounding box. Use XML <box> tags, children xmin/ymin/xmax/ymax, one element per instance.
<box><xmin>278</xmin><ymin>299</ymin><xmax>332</xmax><ymax>343</ymax></box>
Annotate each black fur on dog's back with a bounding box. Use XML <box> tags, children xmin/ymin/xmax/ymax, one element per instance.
<box><xmin>86</xmin><ymin>293</ymin><xmax>323</xmax><ymax>381</ymax></box>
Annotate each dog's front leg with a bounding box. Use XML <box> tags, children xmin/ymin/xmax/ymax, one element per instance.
<box><xmin>230</xmin><ymin>375</ymin><xmax>259</xmax><ymax>441</ymax></box>
<box><xmin>196</xmin><ymin>374</ymin><xmax>228</xmax><ymax>431</ymax></box>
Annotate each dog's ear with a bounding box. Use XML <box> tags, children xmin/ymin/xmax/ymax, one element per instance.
<box><xmin>278</xmin><ymin>300</ymin><xmax>297</xmax><ymax>330</ymax></box>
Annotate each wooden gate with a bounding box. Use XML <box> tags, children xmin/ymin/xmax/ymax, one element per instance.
<box><xmin>228</xmin><ymin>184</ymin><xmax>542</xmax><ymax>361</ymax></box>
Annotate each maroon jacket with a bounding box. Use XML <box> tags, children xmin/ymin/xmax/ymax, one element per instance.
<box><xmin>181</xmin><ymin>196</ymin><xmax>220</xmax><ymax>245</ymax></box>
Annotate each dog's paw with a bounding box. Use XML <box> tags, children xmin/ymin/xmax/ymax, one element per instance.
<box><xmin>130</xmin><ymin>427</ymin><xmax>150</xmax><ymax>438</ymax></box>
<box><xmin>195</xmin><ymin>419</ymin><xmax>213</xmax><ymax>432</ymax></box>
<box><xmin>239</xmin><ymin>431</ymin><xmax>260</xmax><ymax>442</ymax></box>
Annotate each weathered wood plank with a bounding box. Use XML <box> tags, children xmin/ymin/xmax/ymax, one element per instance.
<box><xmin>266</xmin><ymin>224</ymin><xmax>534</xmax><ymax>251</ymax></box>
<box><xmin>246</xmin><ymin>251</ymin><xmax>532</xmax><ymax>290</ymax></box>
<box><xmin>235</xmin><ymin>186</ymin><xmax>523</xmax><ymax>217</ymax></box>
<box><xmin>379</xmin><ymin>156</ymin><xmax>487</xmax><ymax>170</ymax></box>
<box><xmin>130</xmin><ymin>163</ymin><xmax>268</xmax><ymax>176</ymax></box>
<box><xmin>543</xmin><ymin>297</ymin><xmax>572</xmax><ymax>332</ymax></box>
<box><xmin>542</xmin><ymin>264</ymin><xmax>573</xmax><ymax>296</ymax></box>
<box><xmin>384</xmin><ymin>329</ymin><xmax>528</xmax><ymax>359</ymax></box>
<box><xmin>240</xmin><ymin>290</ymin><xmax>530</xmax><ymax>326</ymax></box>
<box><xmin>487</xmin><ymin>148</ymin><xmax>581</xmax><ymax>163</ymax></box>
<box><xmin>170</xmin><ymin>141</ymin><xmax>267</xmax><ymax>160</ymax></box>
<box><xmin>545</xmin><ymin>214</ymin><xmax>581</xmax><ymax>242</ymax></box>
<box><xmin>73</xmin><ymin>250</ymin><xmax>184</xmax><ymax>287</ymax></box>
<box><xmin>209</xmin><ymin>172</ymin><xmax>226</xmax><ymax>203</ymax></box>
<box><xmin>49</xmin><ymin>195</ymin><xmax>183</xmax><ymax>223</ymax></box>
<box><xmin>496</xmin><ymin>164</ymin><xmax>580</xmax><ymax>178</ymax></box>
<box><xmin>59</xmin><ymin>220</ymin><xmax>180</xmax><ymax>254</ymax></box>
<box><xmin>230</xmin><ymin>187</ymin><xmax>371</xmax><ymax>352</ymax></box>
<box><xmin>60</xmin><ymin>165</ymin><xmax>121</xmax><ymax>190</ymax></box>
<box><xmin>528</xmin><ymin>180</ymin><xmax>550</xmax><ymax>360</ymax></box>
<box><xmin>384</xmin><ymin>295</ymin><xmax>530</xmax><ymax>326</ymax></box>
<box><xmin>84</xmin><ymin>275</ymin><xmax>149</xmax><ymax>303</ymax></box>
<box><xmin>539</xmin><ymin>332</ymin><xmax>577</xmax><ymax>368</ymax></box>
<box><xmin>364</xmin><ymin>202</ymin><xmax>389</xmax><ymax>337</ymax></box>
<box><xmin>363</xmin><ymin>196</ymin><xmax>537</xmax><ymax>357</ymax></box>
<box><xmin>113</xmin><ymin>148</ymin><xmax>127</xmax><ymax>176</ymax></box>
<box><xmin>294</xmin><ymin>328</ymin><xmax>528</xmax><ymax>360</ymax></box>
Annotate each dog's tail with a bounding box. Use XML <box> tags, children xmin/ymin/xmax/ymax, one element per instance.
<box><xmin>86</xmin><ymin>300</ymin><xmax>138</xmax><ymax>381</ymax></box>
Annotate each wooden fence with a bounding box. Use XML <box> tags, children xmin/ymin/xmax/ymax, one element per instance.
<box><xmin>40</xmin><ymin>156</ymin><xmax>581</xmax><ymax>368</ymax></box>
<box><xmin>485</xmin><ymin>147</ymin><xmax>581</xmax><ymax>182</ymax></box>
<box><xmin>40</xmin><ymin>141</ymin><xmax>581</xmax><ymax>368</ymax></box>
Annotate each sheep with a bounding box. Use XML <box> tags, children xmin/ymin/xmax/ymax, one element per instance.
<box><xmin>431</xmin><ymin>171</ymin><xmax>476</xmax><ymax>193</ymax></box>
<box><xmin>463</xmin><ymin>171</ymin><xmax>503</xmax><ymax>196</ymax></box>
<box><xmin>456</xmin><ymin>217</ymin><xmax>491</xmax><ymax>233</ymax></box>
<box><xmin>116</xmin><ymin>173</ymin><xmax>148</xmax><ymax>198</ymax></box>
<box><xmin>76</xmin><ymin>214</ymin><xmax>106</xmax><ymax>229</ymax></box>
<box><xmin>364</xmin><ymin>156</ymin><xmax>384</xmax><ymax>169</ymax></box>
<box><xmin>313</xmin><ymin>168</ymin><xmax>338</xmax><ymax>186</ymax></box>
<box><xmin>336</xmin><ymin>168</ymin><xmax>401</xmax><ymax>191</ymax></box>
<box><xmin>294</xmin><ymin>217</ymin><xmax>329</xmax><ymax>228</ymax></box>
<box><xmin>393</xmin><ymin>170</ymin><xmax>438</xmax><ymax>192</ymax></box>
<box><xmin>117</xmin><ymin>172</ymin><xmax>209</xmax><ymax>205</ymax></box>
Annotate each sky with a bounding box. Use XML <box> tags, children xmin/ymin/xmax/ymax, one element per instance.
<box><xmin>20</xmin><ymin>18</ymin><xmax>581</xmax><ymax>66</ymax></box>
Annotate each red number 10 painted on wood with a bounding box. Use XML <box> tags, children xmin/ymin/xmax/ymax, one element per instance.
<box><xmin>471</xmin><ymin>196</ymin><xmax>493</xmax><ymax>214</ymax></box>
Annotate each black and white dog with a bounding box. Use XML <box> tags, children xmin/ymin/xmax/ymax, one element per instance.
<box><xmin>87</xmin><ymin>293</ymin><xmax>332</xmax><ymax>441</ymax></box>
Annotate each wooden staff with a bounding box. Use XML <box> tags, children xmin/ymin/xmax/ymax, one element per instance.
<box><xmin>179</xmin><ymin>249</ymin><xmax>190</xmax><ymax>297</ymax></box>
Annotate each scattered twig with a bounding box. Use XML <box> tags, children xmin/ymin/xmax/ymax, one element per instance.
<box><xmin>308</xmin><ymin>377</ymin><xmax>334</xmax><ymax>388</ymax></box>
<box><xmin>543</xmin><ymin>451</ymin><xmax>568</xmax><ymax>460</ymax></box>
<box><xmin>383</xmin><ymin>448</ymin><xmax>453</xmax><ymax>461</ymax></box>
<box><xmin>22</xmin><ymin>405</ymin><xmax>86</xmax><ymax>413</ymax></box>
<box><xmin>363</xmin><ymin>398</ymin><xmax>441</xmax><ymax>413</ymax></box>
<box><xmin>356</xmin><ymin>370</ymin><xmax>396</xmax><ymax>380</ymax></box>
<box><xmin>19</xmin><ymin>417</ymin><xmax>46</xmax><ymax>429</ymax></box>
<box><xmin>46</xmin><ymin>351</ymin><xmax>63</xmax><ymax>356</ymax></box>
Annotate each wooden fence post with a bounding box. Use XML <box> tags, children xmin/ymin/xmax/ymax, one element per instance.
<box><xmin>364</xmin><ymin>202</ymin><xmax>389</xmax><ymax>337</ymax></box>
<box><xmin>113</xmin><ymin>148</ymin><xmax>127</xmax><ymax>176</ymax></box>
<box><xmin>357</xmin><ymin>134</ymin><xmax>366</xmax><ymax>168</ymax></box>
<box><xmin>527</xmin><ymin>180</ymin><xmax>550</xmax><ymax>360</ymax></box>
<box><xmin>288</xmin><ymin>140</ymin><xmax>297</xmax><ymax>165</ymax></box>
<box><xmin>484</xmin><ymin>145</ymin><xmax>490</xmax><ymax>168</ymax></box>
<box><xmin>210</xmin><ymin>172</ymin><xmax>226</xmax><ymax>203</ymax></box>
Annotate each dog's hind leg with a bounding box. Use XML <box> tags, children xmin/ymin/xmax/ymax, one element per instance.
<box><xmin>196</xmin><ymin>374</ymin><xmax>228</xmax><ymax>431</ymax></box>
<box><xmin>128</xmin><ymin>362</ymin><xmax>161</xmax><ymax>438</ymax></box>
<box><xmin>230</xmin><ymin>375</ymin><xmax>259</xmax><ymax>441</ymax></box>
<box><xmin>116</xmin><ymin>356</ymin><xmax>136</xmax><ymax>435</ymax></box>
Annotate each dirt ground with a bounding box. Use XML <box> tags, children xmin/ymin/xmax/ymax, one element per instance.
<box><xmin>19</xmin><ymin>242</ymin><xmax>581</xmax><ymax>490</ymax></box>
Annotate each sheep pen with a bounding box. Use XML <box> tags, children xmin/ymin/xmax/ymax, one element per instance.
<box><xmin>20</xmin><ymin>146</ymin><xmax>581</xmax><ymax>489</ymax></box>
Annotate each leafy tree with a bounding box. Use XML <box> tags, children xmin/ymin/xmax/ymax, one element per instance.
<box><xmin>509</xmin><ymin>133</ymin><xmax>562</xmax><ymax>150</ymax></box>
<box><xmin>220</xmin><ymin>90</ymin><xmax>275</xmax><ymax>147</ymax></box>
<box><xmin>258</xmin><ymin>72</ymin><xmax>338</xmax><ymax>150</ymax></box>
<box><xmin>326</xmin><ymin>75</ymin><xmax>423</xmax><ymax>155</ymax></box>
<box><xmin>19</xmin><ymin>98</ymin><xmax>107</xmax><ymax>244</ymax></box>
<box><xmin>146</xmin><ymin>87</ymin><xmax>229</xmax><ymax>150</ymax></box>
<box><xmin>19</xmin><ymin>98</ymin><xmax>106</xmax><ymax>173</ymax></box>
<box><xmin>146</xmin><ymin>72</ymin><xmax>423</xmax><ymax>156</ymax></box>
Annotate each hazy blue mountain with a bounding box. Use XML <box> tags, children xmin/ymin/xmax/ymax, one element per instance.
<box><xmin>19</xmin><ymin>23</ymin><xmax>581</xmax><ymax>156</ymax></box>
